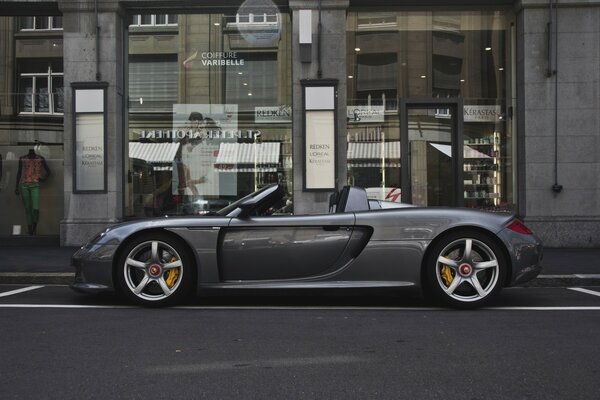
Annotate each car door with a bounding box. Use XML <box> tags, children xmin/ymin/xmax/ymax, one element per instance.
<box><xmin>219</xmin><ymin>213</ymin><xmax>356</xmax><ymax>281</ymax></box>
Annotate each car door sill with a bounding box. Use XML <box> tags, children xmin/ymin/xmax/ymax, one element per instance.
<box><xmin>200</xmin><ymin>281</ymin><xmax>415</xmax><ymax>289</ymax></box>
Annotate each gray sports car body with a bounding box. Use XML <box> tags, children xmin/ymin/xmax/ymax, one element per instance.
<box><xmin>71</xmin><ymin>184</ymin><xmax>542</xmax><ymax>308</ymax></box>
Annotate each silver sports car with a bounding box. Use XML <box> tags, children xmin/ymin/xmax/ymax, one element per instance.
<box><xmin>71</xmin><ymin>184</ymin><xmax>542</xmax><ymax>309</ymax></box>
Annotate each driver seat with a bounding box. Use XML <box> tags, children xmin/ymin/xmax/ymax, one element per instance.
<box><xmin>329</xmin><ymin>186</ymin><xmax>370</xmax><ymax>213</ymax></box>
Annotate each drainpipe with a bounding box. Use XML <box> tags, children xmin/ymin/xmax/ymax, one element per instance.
<box><xmin>548</xmin><ymin>0</ymin><xmax>562</xmax><ymax>193</ymax></box>
<box><xmin>95</xmin><ymin>0</ymin><xmax>101</xmax><ymax>81</ymax></box>
<box><xmin>317</xmin><ymin>0</ymin><xmax>322</xmax><ymax>79</ymax></box>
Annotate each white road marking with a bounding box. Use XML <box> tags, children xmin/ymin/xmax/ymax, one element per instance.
<box><xmin>0</xmin><ymin>304</ymin><xmax>600</xmax><ymax>311</ymax></box>
<box><xmin>568</xmin><ymin>287</ymin><xmax>600</xmax><ymax>298</ymax></box>
<box><xmin>0</xmin><ymin>286</ymin><xmax>44</xmax><ymax>298</ymax></box>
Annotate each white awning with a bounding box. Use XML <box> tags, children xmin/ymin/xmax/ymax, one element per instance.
<box><xmin>215</xmin><ymin>142</ymin><xmax>281</xmax><ymax>172</ymax></box>
<box><xmin>347</xmin><ymin>141</ymin><xmax>401</xmax><ymax>160</ymax></box>
<box><xmin>129</xmin><ymin>142</ymin><xmax>181</xmax><ymax>170</ymax></box>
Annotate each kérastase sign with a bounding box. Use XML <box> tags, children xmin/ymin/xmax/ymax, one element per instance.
<box><xmin>463</xmin><ymin>105</ymin><xmax>502</xmax><ymax>122</ymax></box>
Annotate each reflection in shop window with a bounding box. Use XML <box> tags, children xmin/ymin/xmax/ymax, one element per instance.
<box><xmin>18</xmin><ymin>16</ymin><xmax>63</xmax><ymax>31</ymax></box>
<box><xmin>130</xmin><ymin>14</ymin><xmax>178</xmax><ymax>27</ymax></box>
<box><xmin>354</xmin><ymin>53</ymin><xmax>397</xmax><ymax>111</ymax></box>
<box><xmin>356</xmin><ymin>13</ymin><xmax>397</xmax><ymax>30</ymax></box>
<box><xmin>225</xmin><ymin>53</ymin><xmax>277</xmax><ymax>109</ymax></box>
<box><xmin>18</xmin><ymin>67</ymin><xmax>64</xmax><ymax>115</ymax></box>
<box><xmin>129</xmin><ymin>56</ymin><xmax>178</xmax><ymax>112</ymax></box>
<box><xmin>225</xmin><ymin>13</ymin><xmax>279</xmax><ymax>25</ymax></box>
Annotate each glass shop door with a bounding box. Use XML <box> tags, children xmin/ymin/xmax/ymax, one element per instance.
<box><xmin>400</xmin><ymin>100</ymin><xmax>463</xmax><ymax>207</ymax></box>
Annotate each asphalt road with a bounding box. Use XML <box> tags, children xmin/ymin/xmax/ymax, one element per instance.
<box><xmin>1</xmin><ymin>285</ymin><xmax>600</xmax><ymax>399</ymax></box>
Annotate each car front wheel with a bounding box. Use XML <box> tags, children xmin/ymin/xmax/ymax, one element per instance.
<box><xmin>116</xmin><ymin>233</ymin><xmax>195</xmax><ymax>307</ymax></box>
<box><xmin>425</xmin><ymin>230</ymin><xmax>507</xmax><ymax>309</ymax></box>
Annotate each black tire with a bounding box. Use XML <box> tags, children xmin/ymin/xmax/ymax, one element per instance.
<box><xmin>115</xmin><ymin>232</ymin><xmax>196</xmax><ymax>307</ymax></box>
<box><xmin>424</xmin><ymin>230</ymin><xmax>507</xmax><ymax>309</ymax></box>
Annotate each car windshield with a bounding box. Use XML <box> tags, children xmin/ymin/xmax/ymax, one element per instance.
<box><xmin>216</xmin><ymin>184</ymin><xmax>279</xmax><ymax>216</ymax></box>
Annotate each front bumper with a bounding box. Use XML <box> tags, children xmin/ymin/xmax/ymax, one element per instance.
<box><xmin>70</xmin><ymin>243</ymin><xmax>119</xmax><ymax>294</ymax></box>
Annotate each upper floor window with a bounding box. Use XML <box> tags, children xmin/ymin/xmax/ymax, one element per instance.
<box><xmin>18</xmin><ymin>16</ymin><xmax>63</xmax><ymax>31</ymax></box>
<box><xmin>19</xmin><ymin>66</ymin><xmax>64</xmax><ymax>115</ymax></box>
<box><xmin>130</xmin><ymin>14</ymin><xmax>178</xmax><ymax>27</ymax></box>
<box><xmin>225</xmin><ymin>13</ymin><xmax>279</xmax><ymax>26</ymax></box>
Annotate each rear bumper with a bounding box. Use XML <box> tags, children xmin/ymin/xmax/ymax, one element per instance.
<box><xmin>498</xmin><ymin>228</ymin><xmax>543</xmax><ymax>286</ymax></box>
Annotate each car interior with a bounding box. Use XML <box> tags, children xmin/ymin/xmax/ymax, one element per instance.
<box><xmin>329</xmin><ymin>186</ymin><xmax>376</xmax><ymax>213</ymax></box>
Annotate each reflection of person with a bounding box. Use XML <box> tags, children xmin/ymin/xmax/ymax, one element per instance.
<box><xmin>15</xmin><ymin>149</ymin><xmax>51</xmax><ymax>235</ymax></box>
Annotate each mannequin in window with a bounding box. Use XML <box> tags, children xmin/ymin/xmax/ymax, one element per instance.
<box><xmin>15</xmin><ymin>148</ymin><xmax>51</xmax><ymax>235</ymax></box>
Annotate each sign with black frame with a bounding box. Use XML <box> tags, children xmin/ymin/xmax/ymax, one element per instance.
<box><xmin>302</xmin><ymin>80</ymin><xmax>337</xmax><ymax>191</ymax></box>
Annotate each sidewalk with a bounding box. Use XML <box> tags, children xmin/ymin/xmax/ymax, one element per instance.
<box><xmin>0</xmin><ymin>246</ymin><xmax>599</xmax><ymax>286</ymax></box>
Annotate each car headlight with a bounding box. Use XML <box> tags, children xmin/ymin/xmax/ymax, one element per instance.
<box><xmin>83</xmin><ymin>228</ymin><xmax>111</xmax><ymax>248</ymax></box>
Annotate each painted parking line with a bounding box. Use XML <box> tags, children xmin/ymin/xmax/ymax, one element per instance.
<box><xmin>0</xmin><ymin>304</ymin><xmax>600</xmax><ymax>311</ymax></box>
<box><xmin>568</xmin><ymin>287</ymin><xmax>600</xmax><ymax>298</ymax></box>
<box><xmin>0</xmin><ymin>286</ymin><xmax>44</xmax><ymax>298</ymax></box>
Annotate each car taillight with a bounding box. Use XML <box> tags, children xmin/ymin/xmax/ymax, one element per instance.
<box><xmin>507</xmin><ymin>219</ymin><xmax>533</xmax><ymax>235</ymax></box>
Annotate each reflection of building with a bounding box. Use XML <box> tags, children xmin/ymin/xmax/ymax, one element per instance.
<box><xmin>0</xmin><ymin>1</ymin><xmax>599</xmax><ymax>247</ymax></box>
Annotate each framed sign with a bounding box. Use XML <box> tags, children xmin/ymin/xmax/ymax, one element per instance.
<box><xmin>72</xmin><ymin>82</ymin><xmax>108</xmax><ymax>193</ymax></box>
<box><xmin>302</xmin><ymin>80</ymin><xmax>337</xmax><ymax>191</ymax></box>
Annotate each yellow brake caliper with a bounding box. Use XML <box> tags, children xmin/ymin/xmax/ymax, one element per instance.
<box><xmin>165</xmin><ymin>256</ymin><xmax>180</xmax><ymax>288</ymax></box>
<box><xmin>440</xmin><ymin>264</ymin><xmax>455</xmax><ymax>287</ymax></box>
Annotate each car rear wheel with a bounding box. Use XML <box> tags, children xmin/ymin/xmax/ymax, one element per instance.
<box><xmin>116</xmin><ymin>233</ymin><xmax>195</xmax><ymax>307</ymax></box>
<box><xmin>425</xmin><ymin>230</ymin><xmax>506</xmax><ymax>309</ymax></box>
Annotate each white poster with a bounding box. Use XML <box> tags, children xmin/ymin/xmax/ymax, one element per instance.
<box><xmin>75</xmin><ymin>114</ymin><xmax>104</xmax><ymax>191</ymax></box>
<box><xmin>305</xmin><ymin>111</ymin><xmax>335</xmax><ymax>190</ymax></box>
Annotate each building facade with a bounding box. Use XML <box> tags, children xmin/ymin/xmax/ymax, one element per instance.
<box><xmin>0</xmin><ymin>0</ymin><xmax>598</xmax><ymax>247</ymax></box>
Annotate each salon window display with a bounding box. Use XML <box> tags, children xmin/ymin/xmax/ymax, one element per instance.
<box><xmin>15</xmin><ymin>149</ymin><xmax>51</xmax><ymax>235</ymax></box>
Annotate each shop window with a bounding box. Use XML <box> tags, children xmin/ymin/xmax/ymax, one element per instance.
<box><xmin>126</xmin><ymin>12</ymin><xmax>292</xmax><ymax>219</ymax></box>
<box><xmin>18</xmin><ymin>66</ymin><xmax>64</xmax><ymax>115</ymax></box>
<box><xmin>18</xmin><ymin>16</ymin><xmax>62</xmax><ymax>31</ymax></box>
<box><xmin>346</xmin><ymin>10</ymin><xmax>514</xmax><ymax>211</ymax></box>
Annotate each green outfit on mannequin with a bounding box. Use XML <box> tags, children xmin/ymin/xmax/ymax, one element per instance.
<box><xmin>15</xmin><ymin>149</ymin><xmax>51</xmax><ymax>235</ymax></box>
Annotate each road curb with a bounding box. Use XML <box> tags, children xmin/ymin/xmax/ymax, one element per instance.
<box><xmin>1</xmin><ymin>273</ymin><xmax>600</xmax><ymax>288</ymax></box>
<box><xmin>518</xmin><ymin>275</ymin><xmax>600</xmax><ymax>288</ymax></box>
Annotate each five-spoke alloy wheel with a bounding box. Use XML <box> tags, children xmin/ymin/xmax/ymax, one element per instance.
<box><xmin>116</xmin><ymin>233</ymin><xmax>195</xmax><ymax>307</ymax></box>
<box><xmin>425</xmin><ymin>230</ymin><xmax>506</xmax><ymax>309</ymax></box>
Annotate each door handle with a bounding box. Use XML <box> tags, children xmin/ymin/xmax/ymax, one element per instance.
<box><xmin>322</xmin><ymin>226</ymin><xmax>340</xmax><ymax>231</ymax></box>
